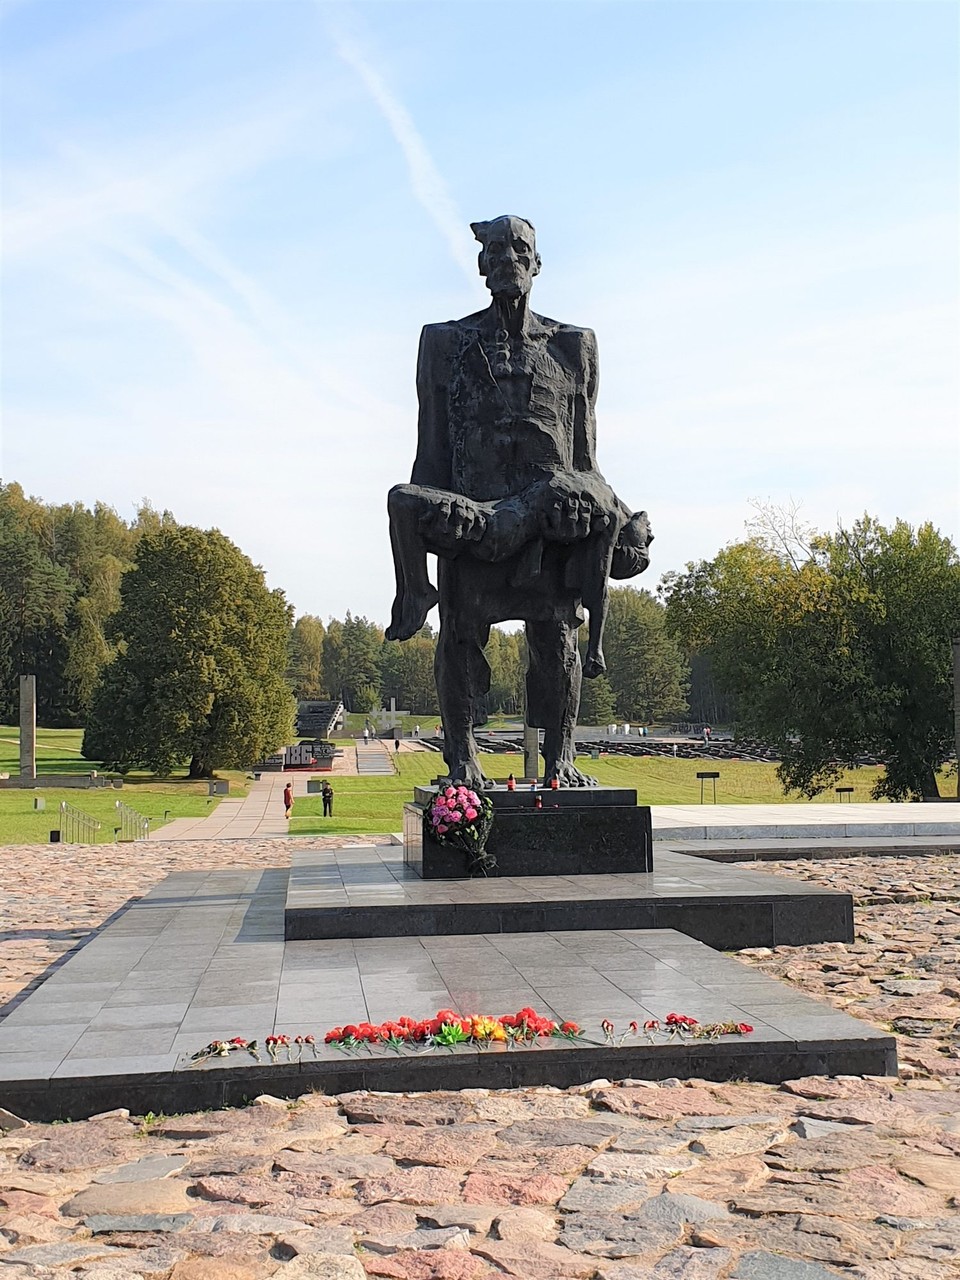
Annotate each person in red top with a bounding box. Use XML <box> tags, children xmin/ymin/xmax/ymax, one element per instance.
<box><xmin>283</xmin><ymin>781</ymin><xmax>294</xmax><ymax>820</ymax></box>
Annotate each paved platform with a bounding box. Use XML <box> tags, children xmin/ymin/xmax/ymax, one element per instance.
<box><xmin>0</xmin><ymin>865</ymin><xmax>894</xmax><ymax>1120</ymax></box>
<box><xmin>283</xmin><ymin>845</ymin><xmax>852</xmax><ymax>949</ymax></box>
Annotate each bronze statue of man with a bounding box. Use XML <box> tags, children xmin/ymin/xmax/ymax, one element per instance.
<box><xmin>387</xmin><ymin>216</ymin><xmax>652</xmax><ymax>788</ymax></box>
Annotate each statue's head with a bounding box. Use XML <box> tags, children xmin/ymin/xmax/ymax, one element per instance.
<box><xmin>471</xmin><ymin>215</ymin><xmax>541</xmax><ymax>299</ymax></box>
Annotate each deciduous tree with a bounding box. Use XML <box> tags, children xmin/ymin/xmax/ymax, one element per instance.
<box><xmin>83</xmin><ymin>526</ymin><xmax>294</xmax><ymax>777</ymax></box>
<box><xmin>664</xmin><ymin>515</ymin><xmax>960</xmax><ymax>800</ymax></box>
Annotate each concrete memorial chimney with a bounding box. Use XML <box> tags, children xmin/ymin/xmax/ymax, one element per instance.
<box><xmin>19</xmin><ymin>674</ymin><xmax>37</xmax><ymax>782</ymax></box>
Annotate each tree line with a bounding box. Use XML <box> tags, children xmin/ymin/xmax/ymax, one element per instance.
<box><xmin>0</xmin><ymin>483</ymin><xmax>688</xmax><ymax>740</ymax></box>
<box><xmin>661</xmin><ymin>505</ymin><xmax>960</xmax><ymax>801</ymax></box>
<box><xmin>3</xmin><ymin>482</ymin><xmax>957</xmax><ymax>798</ymax></box>
<box><xmin>287</xmin><ymin>586</ymin><xmax>690</xmax><ymax>727</ymax></box>
<box><xmin>0</xmin><ymin>482</ymin><xmax>176</xmax><ymax>725</ymax></box>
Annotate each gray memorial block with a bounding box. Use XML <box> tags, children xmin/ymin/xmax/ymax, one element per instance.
<box><xmin>404</xmin><ymin>785</ymin><xmax>653</xmax><ymax>879</ymax></box>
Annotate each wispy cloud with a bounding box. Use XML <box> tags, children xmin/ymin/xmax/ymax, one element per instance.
<box><xmin>327</xmin><ymin>22</ymin><xmax>477</xmax><ymax>286</ymax></box>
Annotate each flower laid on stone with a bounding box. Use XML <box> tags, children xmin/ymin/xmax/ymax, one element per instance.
<box><xmin>293</xmin><ymin>1034</ymin><xmax>317</xmax><ymax>1060</ymax></box>
<box><xmin>323</xmin><ymin>1006</ymin><xmax>577</xmax><ymax>1053</ymax></box>
<box><xmin>189</xmin><ymin>1037</ymin><xmax>261</xmax><ymax>1066</ymax></box>
<box><xmin>665</xmin><ymin>1012</ymin><xmax>700</xmax><ymax>1031</ymax></box>
<box><xmin>427</xmin><ymin>784</ymin><xmax>496</xmax><ymax>875</ymax></box>
<box><xmin>265</xmin><ymin>1034</ymin><xmax>291</xmax><ymax>1062</ymax></box>
<box><xmin>600</xmin><ymin>1016</ymin><xmax>755</xmax><ymax>1045</ymax></box>
<box><xmin>190</xmin><ymin>1010</ymin><xmax>751</xmax><ymax>1067</ymax></box>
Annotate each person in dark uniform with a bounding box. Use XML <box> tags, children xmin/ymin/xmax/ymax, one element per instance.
<box><xmin>321</xmin><ymin>780</ymin><xmax>334</xmax><ymax>817</ymax></box>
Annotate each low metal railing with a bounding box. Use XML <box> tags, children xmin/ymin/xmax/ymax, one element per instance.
<box><xmin>115</xmin><ymin>800</ymin><xmax>150</xmax><ymax>841</ymax></box>
<box><xmin>58</xmin><ymin>801</ymin><xmax>102</xmax><ymax>844</ymax></box>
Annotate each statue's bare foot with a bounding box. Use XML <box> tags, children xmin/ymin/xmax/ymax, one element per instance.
<box><xmin>583</xmin><ymin>647</ymin><xmax>606</xmax><ymax>680</ymax></box>
<box><xmin>544</xmin><ymin>760</ymin><xmax>598</xmax><ymax>788</ymax></box>
<box><xmin>447</xmin><ymin>763</ymin><xmax>494</xmax><ymax>791</ymax></box>
<box><xmin>385</xmin><ymin>584</ymin><xmax>439</xmax><ymax>642</ymax></box>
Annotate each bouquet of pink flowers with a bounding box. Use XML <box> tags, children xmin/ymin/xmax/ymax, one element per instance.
<box><xmin>428</xmin><ymin>783</ymin><xmax>495</xmax><ymax>875</ymax></box>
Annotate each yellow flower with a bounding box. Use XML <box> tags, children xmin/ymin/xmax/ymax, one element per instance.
<box><xmin>471</xmin><ymin>1016</ymin><xmax>507</xmax><ymax>1041</ymax></box>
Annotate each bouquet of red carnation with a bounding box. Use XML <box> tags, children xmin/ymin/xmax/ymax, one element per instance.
<box><xmin>428</xmin><ymin>783</ymin><xmax>495</xmax><ymax>875</ymax></box>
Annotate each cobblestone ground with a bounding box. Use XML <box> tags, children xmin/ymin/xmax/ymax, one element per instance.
<box><xmin>0</xmin><ymin>847</ymin><xmax>958</xmax><ymax>1279</ymax></box>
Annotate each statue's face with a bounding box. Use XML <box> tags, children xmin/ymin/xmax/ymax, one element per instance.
<box><xmin>479</xmin><ymin>218</ymin><xmax>539</xmax><ymax>299</ymax></box>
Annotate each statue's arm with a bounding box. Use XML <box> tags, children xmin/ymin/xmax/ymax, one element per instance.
<box><xmin>569</xmin><ymin>325</ymin><xmax>654</xmax><ymax>579</ymax></box>
<box><xmin>572</xmin><ymin>327</ymin><xmax>600</xmax><ymax>473</ymax></box>
<box><xmin>410</xmin><ymin>324</ymin><xmax>453</xmax><ymax>490</ymax></box>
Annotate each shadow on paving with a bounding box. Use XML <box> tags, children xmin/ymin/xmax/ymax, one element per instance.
<box><xmin>0</xmin><ymin>899</ymin><xmax>140</xmax><ymax>1022</ymax></box>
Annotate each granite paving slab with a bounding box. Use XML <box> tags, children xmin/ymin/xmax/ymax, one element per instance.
<box><xmin>284</xmin><ymin>845</ymin><xmax>853</xmax><ymax>947</ymax></box>
<box><xmin>0</xmin><ymin>866</ymin><xmax>894</xmax><ymax>1120</ymax></box>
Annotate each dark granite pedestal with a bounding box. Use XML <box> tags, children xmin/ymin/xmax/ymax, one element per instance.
<box><xmin>404</xmin><ymin>785</ymin><xmax>653</xmax><ymax>879</ymax></box>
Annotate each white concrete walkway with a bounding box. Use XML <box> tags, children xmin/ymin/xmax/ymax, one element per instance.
<box><xmin>148</xmin><ymin>772</ymin><xmax>307</xmax><ymax>840</ymax></box>
<box><xmin>652</xmin><ymin>801</ymin><xmax>960</xmax><ymax>841</ymax></box>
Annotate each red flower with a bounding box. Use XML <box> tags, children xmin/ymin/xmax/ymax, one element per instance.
<box><xmin>665</xmin><ymin>1012</ymin><xmax>698</xmax><ymax>1028</ymax></box>
<box><xmin>629</xmin><ymin>1021</ymin><xmax>639</xmax><ymax>1035</ymax></box>
<box><xmin>559</xmin><ymin>1021</ymin><xmax>580</xmax><ymax>1035</ymax></box>
<box><xmin>737</xmin><ymin>1023</ymin><xmax>754</xmax><ymax>1034</ymax></box>
<box><xmin>643</xmin><ymin>1019</ymin><xmax>660</xmax><ymax>1031</ymax></box>
<box><xmin>324</xmin><ymin>1027</ymin><xmax>344</xmax><ymax>1043</ymax></box>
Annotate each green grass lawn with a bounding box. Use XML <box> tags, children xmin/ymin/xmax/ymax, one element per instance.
<box><xmin>288</xmin><ymin>750</ymin><xmax>905</xmax><ymax>836</ymax></box>
<box><xmin>0</xmin><ymin>787</ymin><xmax>230</xmax><ymax>845</ymax></box>
<box><xmin>0</xmin><ymin>725</ymin><xmax>96</xmax><ymax>776</ymax></box>
<box><xmin>0</xmin><ymin>726</ymin><xmax>250</xmax><ymax>844</ymax></box>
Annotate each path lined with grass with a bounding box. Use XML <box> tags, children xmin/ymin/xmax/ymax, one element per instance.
<box><xmin>289</xmin><ymin>750</ymin><xmax>893</xmax><ymax>836</ymax></box>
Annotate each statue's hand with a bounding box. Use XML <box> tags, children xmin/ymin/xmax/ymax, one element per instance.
<box><xmin>541</xmin><ymin>475</ymin><xmax>606</xmax><ymax>542</ymax></box>
<box><xmin>419</xmin><ymin>496</ymin><xmax>485</xmax><ymax>543</ymax></box>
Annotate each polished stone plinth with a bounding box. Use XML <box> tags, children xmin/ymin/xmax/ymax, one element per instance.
<box><xmin>0</xmin><ymin>864</ymin><xmax>894</xmax><ymax>1121</ymax></box>
<box><xmin>404</xmin><ymin>786</ymin><xmax>653</xmax><ymax>878</ymax></box>
<box><xmin>285</xmin><ymin>845</ymin><xmax>853</xmax><ymax>948</ymax></box>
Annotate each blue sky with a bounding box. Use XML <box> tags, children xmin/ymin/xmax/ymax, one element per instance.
<box><xmin>2</xmin><ymin>0</ymin><xmax>957</xmax><ymax>624</ymax></box>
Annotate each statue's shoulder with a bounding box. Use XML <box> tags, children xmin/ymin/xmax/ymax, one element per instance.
<box><xmin>423</xmin><ymin>310</ymin><xmax>487</xmax><ymax>338</ymax></box>
<box><xmin>419</xmin><ymin>313</ymin><xmax>484</xmax><ymax>360</ymax></box>
<box><xmin>535</xmin><ymin>315</ymin><xmax>598</xmax><ymax>362</ymax></box>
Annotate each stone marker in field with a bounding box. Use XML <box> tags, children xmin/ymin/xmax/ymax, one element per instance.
<box><xmin>20</xmin><ymin>674</ymin><xmax>36</xmax><ymax>782</ymax></box>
